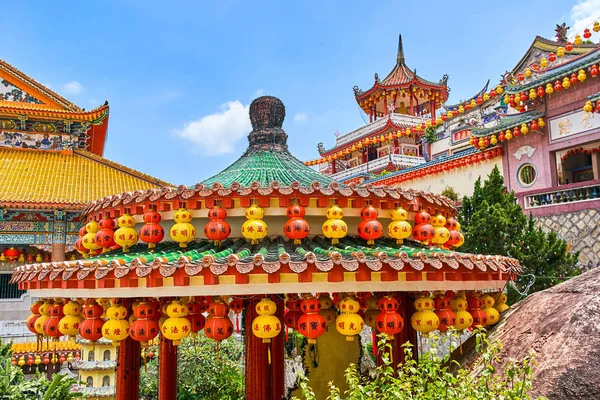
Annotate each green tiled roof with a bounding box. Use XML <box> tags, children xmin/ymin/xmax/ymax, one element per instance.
<box><xmin>471</xmin><ymin>111</ymin><xmax>544</xmax><ymax>137</ymax></box>
<box><xmin>505</xmin><ymin>49</ymin><xmax>600</xmax><ymax>94</ymax></box>
<box><xmin>588</xmin><ymin>92</ymin><xmax>600</xmax><ymax>102</ymax></box>
<box><xmin>202</xmin><ymin>96</ymin><xmax>335</xmax><ymax>187</ymax></box>
<box><xmin>202</xmin><ymin>149</ymin><xmax>334</xmax><ymax>187</ymax></box>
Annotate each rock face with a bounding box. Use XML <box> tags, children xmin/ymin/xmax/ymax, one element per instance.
<box><xmin>459</xmin><ymin>268</ymin><xmax>600</xmax><ymax>399</ymax></box>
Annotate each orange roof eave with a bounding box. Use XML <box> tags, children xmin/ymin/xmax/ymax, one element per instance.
<box><xmin>0</xmin><ymin>101</ymin><xmax>109</xmax><ymax>122</ymax></box>
<box><xmin>355</xmin><ymin>79</ymin><xmax>449</xmax><ymax>103</ymax></box>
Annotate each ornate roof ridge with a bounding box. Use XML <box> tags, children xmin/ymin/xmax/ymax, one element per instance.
<box><xmin>0</xmin><ymin>100</ymin><xmax>109</xmax><ymax>120</ymax></box>
<box><xmin>81</xmin><ymin>180</ymin><xmax>458</xmax><ymax>216</ymax></box>
<box><xmin>471</xmin><ymin>110</ymin><xmax>544</xmax><ymax>137</ymax></box>
<box><xmin>0</xmin><ymin>59</ymin><xmax>81</xmax><ymax>111</ymax></box>
<box><xmin>74</xmin><ymin>149</ymin><xmax>174</xmax><ymax>187</ymax></box>
<box><xmin>443</xmin><ymin>79</ymin><xmax>491</xmax><ymax>110</ymax></box>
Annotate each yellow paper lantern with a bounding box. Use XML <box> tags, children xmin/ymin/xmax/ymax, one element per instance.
<box><xmin>162</xmin><ymin>300</ymin><xmax>192</xmax><ymax>345</ymax></box>
<box><xmin>318</xmin><ymin>294</ymin><xmax>337</xmax><ymax>327</ymax></box>
<box><xmin>82</xmin><ymin>221</ymin><xmax>100</xmax><ymax>251</ymax></box>
<box><xmin>557</xmin><ymin>46</ymin><xmax>565</xmax><ymax>58</ymax></box>
<box><xmin>59</xmin><ymin>300</ymin><xmax>83</xmax><ymax>338</ymax></box>
<box><xmin>578</xmin><ymin>69</ymin><xmax>587</xmax><ymax>82</ymax></box>
<box><xmin>521</xmin><ymin>123</ymin><xmax>529</xmax><ymax>135</ymax></box>
<box><xmin>387</xmin><ymin>207</ymin><xmax>412</xmax><ymax>244</ymax></box>
<box><xmin>480</xmin><ymin>294</ymin><xmax>500</xmax><ymax>326</ymax></box>
<box><xmin>18</xmin><ymin>356</ymin><xmax>25</xmax><ymax>367</ymax></box>
<box><xmin>493</xmin><ymin>292</ymin><xmax>510</xmax><ymax>313</ymax></box>
<box><xmin>539</xmin><ymin>57</ymin><xmax>548</xmax><ymax>68</ymax></box>
<box><xmin>430</xmin><ymin>214</ymin><xmax>449</xmax><ymax>245</ymax></box>
<box><xmin>524</xmin><ymin>68</ymin><xmax>532</xmax><ymax>78</ymax></box>
<box><xmin>410</xmin><ymin>295</ymin><xmax>439</xmax><ymax>334</ymax></box>
<box><xmin>450</xmin><ymin>293</ymin><xmax>472</xmax><ymax>331</ymax></box>
<box><xmin>114</xmin><ymin>213</ymin><xmax>138</xmax><ymax>252</ymax></box>
<box><xmin>490</xmin><ymin>135</ymin><xmax>498</xmax><ymax>145</ymax></box>
<box><xmin>496</xmin><ymin>86</ymin><xmax>503</xmax><ymax>95</ymax></box>
<box><xmin>322</xmin><ymin>204</ymin><xmax>348</xmax><ymax>245</ymax></box>
<box><xmin>170</xmin><ymin>208</ymin><xmax>196</xmax><ymax>248</ymax></box>
<box><xmin>336</xmin><ymin>296</ymin><xmax>364</xmax><ymax>341</ymax></box>
<box><xmin>102</xmin><ymin>303</ymin><xmax>130</xmax><ymax>346</ymax></box>
<box><xmin>528</xmin><ymin>89</ymin><xmax>537</xmax><ymax>100</ymax></box>
<box><xmin>537</xmin><ymin>118</ymin><xmax>545</xmax><ymax>128</ymax></box>
<box><xmin>241</xmin><ymin>204</ymin><xmax>268</xmax><ymax>244</ymax></box>
<box><xmin>562</xmin><ymin>77</ymin><xmax>571</xmax><ymax>89</ymax></box>
<box><xmin>545</xmin><ymin>83</ymin><xmax>554</xmax><ymax>94</ymax></box>
<box><xmin>458</xmin><ymin>105</ymin><xmax>464</xmax><ymax>114</ymax></box>
<box><xmin>574</xmin><ymin>34</ymin><xmax>582</xmax><ymax>46</ymax></box>
<box><xmin>34</xmin><ymin>300</ymin><xmax>52</xmax><ymax>335</ymax></box>
<box><xmin>252</xmin><ymin>298</ymin><xmax>282</xmax><ymax>343</ymax></box>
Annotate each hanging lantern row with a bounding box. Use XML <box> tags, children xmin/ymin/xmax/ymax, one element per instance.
<box><xmin>1</xmin><ymin>247</ymin><xmax>53</xmax><ymax>264</ymax></box>
<box><xmin>507</xmin><ymin>65</ymin><xmax>598</xmax><ymax>112</ymax></box>
<box><xmin>561</xmin><ymin>146</ymin><xmax>600</xmax><ymax>162</ymax></box>
<box><xmin>583</xmin><ymin>99</ymin><xmax>600</xmax><ymax>114</ymax></box>
<box><xmin>470</xmin><ymin>118</ymin><xmax>546</xmax><ymax>150</ymax></box>
<box><xmin>513</xmin><ymin>22</ymin><xmax>600</xmax><ymax>82</ymax></box>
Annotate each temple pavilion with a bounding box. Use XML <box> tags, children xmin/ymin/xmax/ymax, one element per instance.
<box><xmin>0</xmin><ymin>59</ymin><xmax>170</xmax><ymax>301</ymax></box>
<box><xmin>11</xmin><ymin>96</ymin><xmax>520</xmax><ymax>400</ymax></box>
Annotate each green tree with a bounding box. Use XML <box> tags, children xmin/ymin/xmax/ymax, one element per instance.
<box><xmin>294</xmin><ymin>331</ymin><xmax>546</xmax><ymax>400</ymax></box>
<box><xmin>0</xmin><ymin>339</ymin><xmax>80</xmax><ymax>400</ymax></box>
<box><xmin>459</xmin><ymin>166</ymin><xmax>580</xmax><ymax>300</ymax></box>
<box><xmin>140</xmin><ymin>334</ymin><xmax>244</xmax><ymax>400</ymax></box>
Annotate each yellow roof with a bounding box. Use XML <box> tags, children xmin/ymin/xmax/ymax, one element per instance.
<box><xmin>0</xmin><ymin>148</ymin><xmax>172</xmax><ymax>209</ymax></box>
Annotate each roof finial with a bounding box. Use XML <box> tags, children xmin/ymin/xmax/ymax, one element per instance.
<box><xmin>397</xmin><ymin>34</ymin><xmax>405</xmax><ymax>64</ymax></box>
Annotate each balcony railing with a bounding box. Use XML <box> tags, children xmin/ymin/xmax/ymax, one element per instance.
<box><xmin>330</xmin><ymin>154</ymin><xmax>426</xmax><ymax>181</ymax></box>
<box><xmin>334</xmin><ymin>113</ymin><xmax>429</xmax><ymax>147</ymax></box>
<box><xmin>523</xmin><ymin>180</ymin><xmax>600</xmax><ymax>209</ymax></box>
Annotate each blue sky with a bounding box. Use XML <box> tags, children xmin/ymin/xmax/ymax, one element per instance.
<box><xmin>2</xmin><ymin>0</ymin><xmax>597</xmax><ymax>185</ymax></box>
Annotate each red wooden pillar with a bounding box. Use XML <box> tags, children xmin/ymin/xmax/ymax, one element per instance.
<box><xmin>331</xmin><ymin>160</ymin><xmax>337</xmax><ymax>174</ymax></box>
<box><xmin>430</xmin><ymin>99</ymin><xmax>436</xmax><ymax>120</ymax></box>
<box><xmin>158</xmin><ymin>336</ymin><xmax>177</xmax><ymax>400</ymax></box>
<box><xmin>394</xmin><ymin>292</ymin><xmax>418</xmax><ymax>365</ymax></box>
<box><xmin>245</xmin><ymin>296</ymin><xmax>285</xmax><ymax>400</ymax></box>
<box><xmin>115</xmin><ymin>337</ymin><xmax>141</xmax><ymax>400</ymax></box>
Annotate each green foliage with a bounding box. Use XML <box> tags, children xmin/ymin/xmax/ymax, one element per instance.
<box><xmin>423</xmin><ymin>126</ymin><xmax>438</xmax><ymax>144</ymax></box>
<box><xmin>459</xmin><ymin>166</ymin><xmax>580</xmax><ymax>302</ymax></box>
<box><xmin>140</xmin><ymin>334</ymin><xmax>244</xmax><ymax>400</ymax></box>
<box><xmin>294</xmin><ymin>330</ymin><xmax>546</xmax><ymax>400</ymax></box>
<box><xmin>440</xmin><ymin>186</ymin><xmax>458</xmax><ymax>202</ymax></box>
<box><xmin>0</xmin><ymin>339</ymin><xmax>80</xmax><ymax>400</ymax></box>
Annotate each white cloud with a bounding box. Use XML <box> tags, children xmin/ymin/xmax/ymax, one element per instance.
<box><xmin>294</xmin><ymin>112</ymin><xmax>308</xmax><ymax>123</ymax></box>
<box><xmin>254</xmin><ymin>89</ymin><xmax>264</xmax><ymax>97</ymax></box>
<box><xmin>570</xmin><ymin>0</ymin><xmax>600</xmax><ymax>39</ymax></box>
<box><xmin>175</xmin><ymin>100</ymin><xmax>251</xmax><ymax>155</ymax></box>
<box><xmin>62</xmin><ymin>81</ymin><xmax>83</xmax><ymax>95</ymax></box>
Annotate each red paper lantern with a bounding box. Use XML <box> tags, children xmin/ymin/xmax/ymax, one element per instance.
<box><xmin>548</xmin><ymin>52</ymin><xmax>556</xmax><ymax>63</ymax></box>
<box><xmin>95</xmin><ymin>217</ymin><xmax>117</xmax><ymax>249</ymax></box>
<box><xmin>45</xmin><ymin>302</ymin><xmax>64</xmax><ymax>339</ymax></box>
<box><xmin>591</xmin><ymin>65</ymin><xmax>599</xmax><ymax>77</ymax></box>
<box><xmin>490</xmin><ymin>89</ymin><xmax>497</xmax><ymax>97</ymax></box>
<box><xmin>204</xmin><ymin>206</ymin><xmax>231</xmax><ymax>246</ymax></box>
<box><xmin>140</xmin><ymin>211</ymin><xmax>165</xmax><ymax>249</ymax></box>
<box><xmin>27</xmin><ymin>355</ymin><xmax>34</xmax><ymax>366</ymax></box>
<box><xmin>536</xmin><ymin>86</ymin><xmax>544</xmax><ymax>98</ymax></box>
<box><xmin>298</xmin><ymin>297</ymin><xmax>326</xmax><ymax>343</ymax></box>
<box><xmin>583</xmin><ymin>28</ymin><xmax>592</xmax><ymax>39</ymax></box>
<box><xmin>205</xmin><ymin>300</ymin><xmax>233</xmax><ymax>342</ymax></box>
<box><xmin>186</xmin><ymin>300</ymin><xmax>206</xmax><ymax>334</ymax></box>
<box><xmin>284</xmin><ymin>204</ymin><xmax>310</xmax><ymax>245</ymax></box>
<box><xmin>554</xmin><ymin>80</ymin><xmax>562</xmax><ymax>92</ymax></box>
<box><xmin>284</xmin><ymin>297</ymin><xmax>303</xmax><ymax>331</ymax></box>
<box><xmin>26</xmin><ymin>301</ymin><xmax>42</xmax><ymax>335</ymax></box>
<box><xmin>357</xmin><ymin>205</ymin><xmax>383</xmax><ymax>245</ymax></box>
<box><xmin>530</xmin><ymin>120</ymin><xmax>539</xmax><ymax>131</ymax></box>
<box><xmin>130</xmin><ymin>302</ymin><xmax>160</xmax><ymax>343</ymax></box>
<box><xmin>375</xmin><ymin>296</ymin><xmax>404</xmax><ymax>336</ymax></box>
<box><xmin>566</xmin><ymin>42</ymin><xmax>574</xmax><ymax>52</ymax></box>
<box><xmin>434</xmin><ymin>294</ymin><xmax>456</xmax><ymax>331</ymax></box>
<box><xmin>414</xmin><ymin>211</ymin><xmax>431</xmax><ymax>225</ymax></box>
<box><xmin>517</xmin><ymin>72</ymin><xmax>524</xmax><ymax>82</ymax></box>
<box><xmin>3</xmin><ymin>247</ymin><xmax>20</xmax><ymax>262</ymax></box>
<box><xmin>476</xmin><ymin>95</ymin><xmax>483</xmax><ymax>105</ymax></box>
<box><xmin>79</xmin><ymin>302</ymin><xmax>104</xmax><ymax>342</ymax></box>
<box><xmin>43</xmin><ymin>355</ymin><xmax>50</xmax><ymax>365</ymax></box>
<box><xmin>467</xmin><ymin>294</ymin><xmax>488</xmax><ymax>329</ymax></box>
<box><xmin>570</xmin><ymin>73</ymin><xmax>578</xmax><ymax>85</ymax></box>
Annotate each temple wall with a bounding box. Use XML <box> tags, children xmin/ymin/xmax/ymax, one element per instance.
<box><xmin>395</xmin><ymin>159</ymin><xmax>502</xmax><ymax>198</ymax></box>
<box><xmin>0</xmin><ymin>294</ymin><xmax>33</xmax><ymax>340</ymax></box>
<box><xmin>534</xmin><ymin>208</ymin><xmax>600</xmax><ymax>269</ymax></box>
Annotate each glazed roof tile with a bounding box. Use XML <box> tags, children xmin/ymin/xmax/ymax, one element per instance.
<box><xmin>0</xmin><ymin>148</ymin><xmax>171</xmax><ymax>209</ymax></box>
<box><xmin>588</xmin><ymin>92</ymin><xmax>600</xmax><ymax>102</ymax></box>
<box><xmin>505</xmin><ymin>49</ymin><xmax>600</xmax><ymax>94</ymax></box>
<box><xmin>11</xmin><ymin>236</ymin><xmax>521</xmax><ymax>289</ymax></box>
<box><xmin>202</xmin><ymin>148</ymin><xmax>334</xmax><ymax>187</ymax></box>
<box><xmin>73</xmin><ymin>386</ymin><xmax>115</xmax><ymax>397</ymax></box>
<box><xmin>470</xmin><ymin>111</ymin><xmax>544</xmax><ymax>137</ymax></box>
<box><xmin>72</xmin><ymin>360</ymin><xmax>116</xmax><ymax>371</ymax></box>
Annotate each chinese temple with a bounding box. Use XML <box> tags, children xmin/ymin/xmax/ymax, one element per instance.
<box><xmin>10</xmin><ymin>96</ymin><xmax>520</xmax><ymax>400</ymax></box>
<box><xmin>0</xmin><ymin>59</ymin><xmax>170</xmax><ymax>313</ymax></box>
